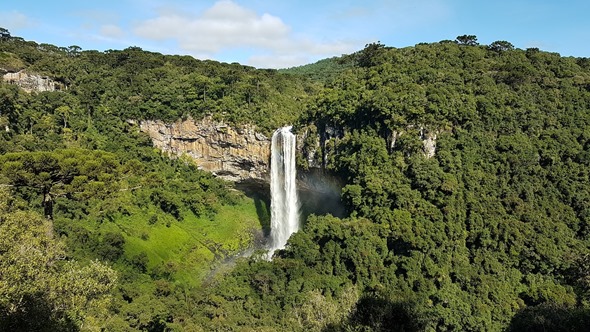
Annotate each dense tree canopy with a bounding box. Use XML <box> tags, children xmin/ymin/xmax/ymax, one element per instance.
<box><xmin>2</xmin><ymin>29</ymin><xmax>590</xmax><ymax>330</ymax></box>
<box><xmin>201</xmin><ymin>38</ymin><xmax>590</xmax><ymax>331</ymax></box>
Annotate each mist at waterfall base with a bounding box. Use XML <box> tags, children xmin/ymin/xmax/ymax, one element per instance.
<box><xmin>268</xmin><ymin>126</ymin><xmax>300</xmax><ymax>259</ymax></box>
<box><xmin>232</xmin><ymin>127</ymin><xmax>346</xmax><ymax>260</ymax></box>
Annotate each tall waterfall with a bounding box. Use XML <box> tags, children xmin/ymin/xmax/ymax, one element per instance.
<box><xmin>268</xmin><ymin>126</ymin><xmax>300</xmax><ymax>258</ymax></box>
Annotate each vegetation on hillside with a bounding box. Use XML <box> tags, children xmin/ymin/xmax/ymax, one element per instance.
<box><xmin>193</xmin><ymin>37</ymin><xmax>590</xmax><ymax>331</ymax></box>
<box><xmin>0</xmin><ymin>29</ymin><xmax>273</xmax><ymax>330</ymax></box>
<box><xmin>2</xmin><ymin>29</ymin><xmax>590</xmax><ymax>331</ymax></box>
<box><xmin>279</xmin><ymin>56</ymin><xmax>354</xmax><ymax>83</ymax></box>
<box><xmin>0</xmin><ymin>29</ymin><xmax>318</xmax><ymax>136</ymax></box>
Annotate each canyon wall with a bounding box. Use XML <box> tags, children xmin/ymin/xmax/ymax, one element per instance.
<box><xmin>2</xmin><ymin>70</ymin><xmax>61</xmax><ymax>93</ymax></box>
<box><xmin>139</xmin><ymin>117</ymin><xmax>270</xmax><ymax>182</ymax></box>
<box><xmin>138</xmin><ymin>117</ymin><xmax>438</xmax><ymax>183</ymax></box>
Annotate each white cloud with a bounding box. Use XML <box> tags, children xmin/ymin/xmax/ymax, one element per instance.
<box><xmin>246</xmin><ymin>38</ymin><xmax>357</xmax><ymax>69</ymax></box>
<box><xmin>100</xmin><ymin>24</ymin><xmax>125</xmax><ymax>39</ymax></box>
<box><xmin>135</xmin><ymin>0</ymin><xmax>290</xmax><ymax>53</ymax></box>
<box><xmin>133</xmin><ymin>0</ymin><xmax>359</xmax><ymax>68</ymax></box>
<box><xmin>0</xmin><ymin>10</ymin><xmax>35</xmax><ymax>31</ymax></box>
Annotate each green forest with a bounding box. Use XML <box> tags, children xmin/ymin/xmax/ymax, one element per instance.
<box><xmin>2</xmin><ymin>29</ymin><xmax>590</xmax><ymax>331</ymax></box>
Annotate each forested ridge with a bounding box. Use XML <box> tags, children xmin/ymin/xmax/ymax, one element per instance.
<box><xmin>2</xmin><ymin>28</ymin><xmax>590</xmax><ymax>331</ymax></box>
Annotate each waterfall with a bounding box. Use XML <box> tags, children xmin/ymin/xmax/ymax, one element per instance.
<box><xmin>268</xmin><ymin>126</ymin><xmax>300</xmax><ymax>258</ymax></box>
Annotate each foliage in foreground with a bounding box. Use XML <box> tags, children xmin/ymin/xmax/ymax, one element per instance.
<box><xmin>0</xmin><ymin>188</ymin><xmax>117</xmax><ymax>331</ymax></box>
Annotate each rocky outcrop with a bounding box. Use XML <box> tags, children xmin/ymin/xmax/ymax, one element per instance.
<box><xmin>420</xmin><ymin>127</ymin><xmax>438</xmax><ymax>159</ymax></box>
<box><xmin>296</xmin><ymin>123</ymin><xmax>343</xmax><ymax>170</ymax></box>
<box><xmin>389</xmin><ymin>126</ymin><xmax>438</xmax><ymax>159</ymax></box>
<box><xmin>2</xmin><ymin>70</ymin><xmax>61</xmax><ymax>93</ymax></box>
<box><xmin>139</xmin><ymin>117</ymin><xmax>270</xmax><ymax>182</ymax></box>
<box><xmin>299</xmin><ymin>123</ymin><xmax>440</xmax><ymax>172</ymax></box>
<box><xmin>138</xmin><ymin>116</ymin><xmax>441</xmax><ymax>184</ymax></box>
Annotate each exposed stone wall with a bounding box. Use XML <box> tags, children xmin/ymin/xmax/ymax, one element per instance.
<box><xmin>139</xmin><ymin>117</ymin><xmax>441</xmax><ymax>184</ymax></box>
<box><xmin>139</xmin><ymin>117</ymin><xmax>270</xmax><ymax>182</ymax></box>
<box><xmin>2</xmin><ymin>70</ymin><xmax>59</xmax><ymax>93</ymax></box>
<box><xmin>420</xmin><ymin>127</ymin><xmax>438</xmax><ymax>159</ymax></box>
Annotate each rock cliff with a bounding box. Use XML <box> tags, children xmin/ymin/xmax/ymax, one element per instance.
<box><xmin>2</xmin><ymin>70</ymin><xmax>61</xmax><ymax>93</ymax></box>
<box><xmin>421</xmin><ymin>127</ymin><xmax>438</xmax><ymax>159</ymax></box>
<box><xmin>139</xmin><ymin>117</ymin><xmax>439</xmax><ymax>184</ymax></box>
<box><xmin>138</xmin><ymin>118</ymin><xmax>437</xmax><ymax>219</ymax></box>
<box><xmin>139</xmin><ymin>117</ymin><xmax>270</xmax><ymax>182</ymax></box>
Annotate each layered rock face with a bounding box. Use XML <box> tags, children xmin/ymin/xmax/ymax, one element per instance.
<box><xmin>138</xmin><ymin>118</ymin><xmax>437</xmax><ymax>219</ymax></box>
<box><xmin>2</xmin><ymin>71</ymin><xmax>59</xmax><ymax>92</ymax></box>
<box><xmin>139</xmin><ymin>117</ymin><xmax>439</xmax><ymax>183</ymax></box>
<box><xmin>139</xmin><ymin>117</ymin><xmax>270</xmax><ymax>182</ymax></box>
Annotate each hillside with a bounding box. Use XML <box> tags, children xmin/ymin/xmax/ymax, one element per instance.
<box><xmin>192</xmin><ymin>39</ymin><xmax>590</xmax><ymax>331</ymax></box>
<box><xmin>2</xmin><ymin>30</ymin><xmax>590</xmax><ymax>331</ymax></box>
<box><xmin>278</xmin><ymin>56</ymin><xmax>354</xmax><ymax>83</ymax></box>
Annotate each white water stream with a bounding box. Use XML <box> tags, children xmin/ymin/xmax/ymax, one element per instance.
<box><xmin>268</xmin><ymin>126</ymin><xmax>300</xmax><ymax>259</ymax></box>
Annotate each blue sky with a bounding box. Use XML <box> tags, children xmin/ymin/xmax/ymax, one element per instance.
<box><xmin>1</xmin><ymin>0</ymin><xmax>589</xmax><ymax>68</ymax></box>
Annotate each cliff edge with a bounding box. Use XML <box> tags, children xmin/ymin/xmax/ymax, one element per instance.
<box><xmin>139</xmin><ymin>117</ymin><xmax>270</xmax><ymax>182</ymax></box>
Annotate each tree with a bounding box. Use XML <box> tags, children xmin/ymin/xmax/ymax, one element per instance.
<box><xmin>357</xmin><ymin>41</ymin><xmax>387</xmax><ymax>67</ymax></box>
<box><xmin>67</xmin><ymin>45</ymin><xmax>81</xmax><ymax>57</ymax></box>
<box><xmin>0</xmin><ymin>188</ymin><xmax>117</xmax><ymax>331</ymax></box>
<box><xmin>55</xmin><ymin>105</ymin><xmax>72</xmax><ymax>129</ymax></box>
<box><xmin>488</xmin><ymin>40</ymin><xmax>515</xmax><ymax>52</ymax></box>
<box><xmin>0</xmin><ymin>27</ymin><xmax>10</xmax><ymax>39</ymax></box>
<box><xmin>456</xmin><ymin>35</ymin><xmax>479</xmax><ymax>46</ymax></box>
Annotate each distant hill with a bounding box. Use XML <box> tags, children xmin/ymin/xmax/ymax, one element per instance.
<box><xmin>279</xmin><ymin>56</ymin><xmax>354</xmax><ymax>83</ymax></box>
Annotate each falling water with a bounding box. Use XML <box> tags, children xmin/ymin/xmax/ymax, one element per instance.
<box><xmin>268</xmin><ymin>126</ymin><xmax>300</xmax><ymax>259</ymax></box>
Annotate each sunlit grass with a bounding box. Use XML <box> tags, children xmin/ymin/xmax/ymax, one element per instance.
<box><xmin>108</xmin><ymin>195</ymin><xmax>262</xmax><ymax>287</ymax></box>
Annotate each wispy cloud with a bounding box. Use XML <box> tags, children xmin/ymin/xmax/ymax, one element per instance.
<box><xmin>0</xmin><ymin>10</ymin><xmax>35</xmax><ymax>31</ymax></box>
<box><xmin>100</xmin><ymin>24</ymin><xmax>125</xmax><ymax>39</ymax></box>
<box><xmin>134</xmin><ymin>0</ymin><xmax>289</xmax><ymax>53</ymax></box>
<box><xmin>133</xmin><ymin>0</ymin><xmax>358</xmax><ymax>68</ymax></box>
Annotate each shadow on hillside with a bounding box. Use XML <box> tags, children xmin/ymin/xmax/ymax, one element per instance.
<box><xmin>325</xmin><ymin>294</ymin><xmax>426</xmax><ymax>332</ymax></box>
<box><xmin>254</xmin><ymin>195</ymin><xmax>271</xmax><ymax>236</ymax></box>
<box><xmin>298</xmin><ymin>169</ymin><xmax>346</xmax><ymax>222</ymax></box>
<box><xmin>235</xmin><ymin>179</ymin><xmax>271</xmax><ymax>237</ymax></box>
<box><xmin>235</xmin><ymin>170</ymin><xmax>346</xmax><ymax>243</ymax></box>
<box><xmin>0</xmin><ymin>295</ymin><xmax>79</xmax><ymax>332</ymax></box>
<box><xmin>507</xmin><ymin>303</ymin><xmax>590</xmax><ymax>332</ymax></box>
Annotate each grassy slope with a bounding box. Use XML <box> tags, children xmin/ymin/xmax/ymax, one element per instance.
<box><xmin>94</xmin><ymin>195</ymin><xmax>263</xmax><ymax>288</ymax></box>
